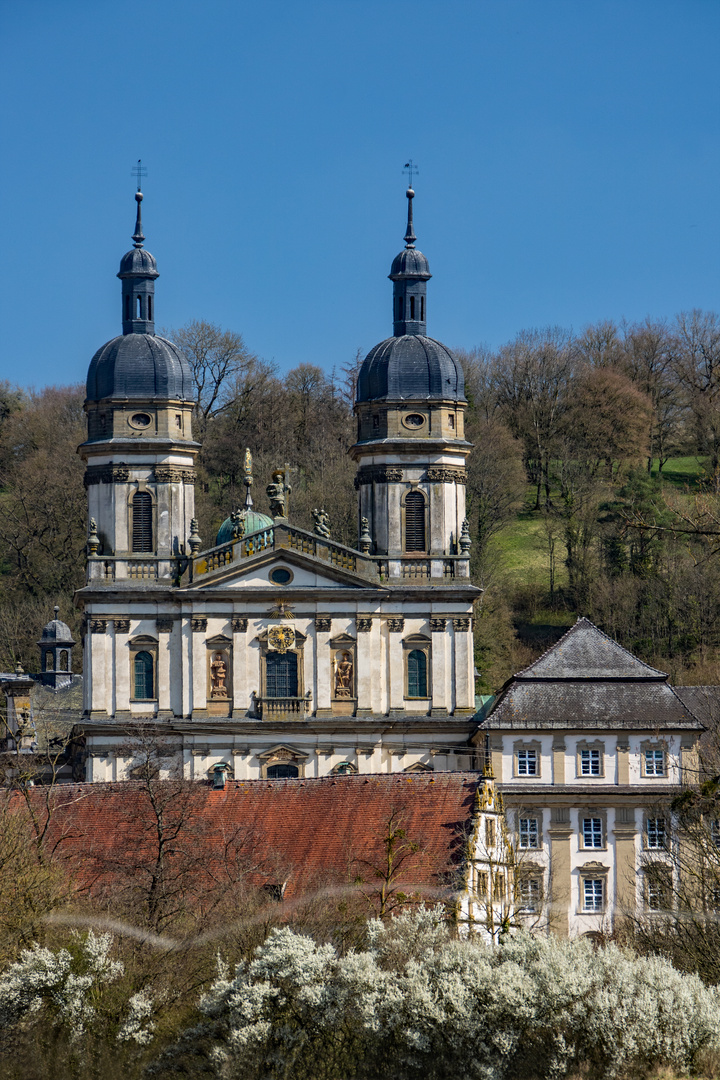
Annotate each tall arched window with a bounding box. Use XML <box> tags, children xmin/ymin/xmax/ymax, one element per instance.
<box><xmin>420</xmin><ymin>295</ymin><xmax>424</xmax><ymax>320</ymax></box>
<box><xmin>407</xmin><ymin>650</ymin><xmax>428</xmax><ymax>698</ymax></box>
<box><xmin>147</xmin><ymin>294</ymin><xmax>152</xmax><ymax>320</ymax></box>
<box><xmin>404</xmin><ymin>491</ymin><xmax>426</xmax><ymax>552</ymax></box>
<box><xmin>410</xmin><ymin>295</ymin><xmax>415</xmax><ymax>319</ymax></box>
<box><xmin>267</xmin><ymin>763</ymin><xmax>299</xmax><ymax>779</ymax></box>
<box><xmin>59</xmin><ymin>651</ymin><xmax>68</xmax><ymax>672</ymax></box>
<box><xmin>136</xmin><ymin>295</ymin><xmax>142</xmax><ymax>318</ymax></box>
<box><xmin>132</xmin><ymin>492</ymin><xmax>153</xmax><ymax>552</ymax></box>
<box><xmin>266</xmin><ymin>651</ymin><xmax>298</xmax><ymax>697</ymax></box>
<box><xmin>134</xmin><ymin>651</ymin><xmax>154</xmax><ymax>699</ymax></box>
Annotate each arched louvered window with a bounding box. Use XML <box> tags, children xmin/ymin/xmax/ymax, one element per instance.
<box><xmin>266</xmin><ymin>651</ymin><xmax>298</xmax><ymax>697</ymax></box>
<box><xmin>267</xmin><ymin>763</ymin><xmax>299</xmax><ymax>779</ymax></box>
<box><xmin>132</xmin><ymin>492</ymin><xmax>153</xmax><ymax>552</ymax></box>
<box><xmin>407</xmin><ymin>650</ymin><xmax>428</xmax><ymax>698</ymax></box>
<box><xmin>404</xmin><ymin>491</ymin><xmax>426</xmax><ymax>552</ymax></box>
<box><xmin>134</xmin><ymin>651</ymin><xmax>154</xmax><ymax>699</ymax></box>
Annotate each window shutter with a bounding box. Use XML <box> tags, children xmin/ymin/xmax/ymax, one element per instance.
<box><xmin>132</xmin><ymin>492</ymin><xmax>153</xmax><ymax>552</ymax></box>
<box><xmin>404</xmin><ymin>491</ymin><xmax>426</xmax><ymax>551</ymax></box>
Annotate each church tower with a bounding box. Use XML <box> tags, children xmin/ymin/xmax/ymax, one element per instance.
<box><xmin>353</xmin><ymin>187</ymin><xmax>471</xmax><ymax>580</ymax></box>
<box><xmin>79</xmin><ymin>190</ymin><xmax>198</xmax><ymax>584</ymax></box>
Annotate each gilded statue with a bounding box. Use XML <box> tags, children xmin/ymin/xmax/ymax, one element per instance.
<box><xmin>335</xmin><ymin>652</ymin><xmax>353</xmax><ymax>698</ymax></box>
<box><xmin>210</xmin><ymin>651</ymin><xmax>228</xmax><ymax>698</ymax></box>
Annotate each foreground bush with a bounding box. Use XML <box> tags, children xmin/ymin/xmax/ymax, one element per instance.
<box><xmin>2</xmin><ymin>912</ymin><xmax>719</xmax><ymax>1079</ymax></box>
<box><xmin>157</xmin><ymin>909</ymin><xmax>720</xmax><ymax>1080</ymax></box>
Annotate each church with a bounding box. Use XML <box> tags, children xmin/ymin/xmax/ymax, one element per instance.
<box><xmin>78</xmin><ymin>184</ymin><xmax>481</xmax><ymax>783</ymax></box>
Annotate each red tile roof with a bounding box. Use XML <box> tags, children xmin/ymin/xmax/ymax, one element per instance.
<box><xmin>23</xmin><ymin>773</ymin><xmax>479</xmax><ymax>902</ymax></box>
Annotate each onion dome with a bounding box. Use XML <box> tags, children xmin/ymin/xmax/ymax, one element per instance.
<box><xmin>85</xmin><ymin>189</ymin><xmax>195</xmax><ymax>404</ymax></box>
<box><xmin>358</xmin><ymin>334</ymin><xmax>465</xmax><ymax>401</ymax></box>
<box><xmin>86</xmin><ymin>334</ymin><xmax>194</xmax><ymax>401</ymax></box>
<box><xmin>356</xmin><ymin>186</ymin><xmax>466</xmax><ymax>404</ymax></box>
<box><xmin>37</xmin><ymin>607</ymin><xmax>75</xmax><ymax>647</ymax></box>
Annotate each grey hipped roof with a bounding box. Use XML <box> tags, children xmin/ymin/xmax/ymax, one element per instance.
<box><xmin>483</xmin><ymin>618</ymin><xmax>704</xmax><ymax>732</ymax></box>
<box><xmin>356</xmin><ymin>335</ymin><xmax>466</xmax><ymax>403</ymax></box>
<box><xmin>515</xmin><ymin>618</ymin><xmax>667</xmax><ymax>680</ymax></box>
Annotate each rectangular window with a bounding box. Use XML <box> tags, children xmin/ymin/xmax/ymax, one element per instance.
<box><xmin>580</xmin><ymin>748</ymin><xmax>602</xmax><ymax>776</ymax></box>
<box><xmin>485</xmin><ymin>819</ymin><xmax>496</xmax><ymax>847</ymax></box>
<box><xmin>645</xmin><ymin>749</ymin><xmax>665</xmax><ymax>776</ymax></box>
<box><xmin>519</xmin><ymin>878</ymin><xmax>541</xmax><ymax>913</ymax></box>
<box><xmin>582</xmin><ymin>817</ymin><xmax>603</xmax><ymax>848</ymax></box>
<box><xmin>646</xmin><ymin>871</ymin><xmax>670</xmax><ymax>911</ymax></box>
<box><xmin>583</xmin><ymin>878</ymin><xmax>604</xmax><ymax>912</ymax></box>
<box><xmin>493</xmin><ymin>873</ymin><xmax>505</xmax><ymax>901</ymax></box>
<box><xmin>519</xmin><ymin>817</ymin><xmax>539</xmax><ymax>849</ymax></box>
<box><xmin>646</xmin><ymin>817</ymin><xmax>666</xmax><ymax>850</ymax></box>
<box><xmin>517</xmin><ymin>749</ymin><xmax>538</xmax><ymax>776</ymax></box>
<box><xmin>476</xmin><ymin>871</ymin><xmax>488</xmax><ymax>897</ymax></box>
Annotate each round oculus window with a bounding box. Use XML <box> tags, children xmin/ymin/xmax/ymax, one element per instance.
<box><xmin>129</xmin><ymin>413</ymin><xmax>152</xmax><ymax>429</ymax></box>
<box><xmin>402</xmin><ymin>413</ymin><xmax>425</xmax><ymax>429</ymax></box>
<box><xmin>269</xmin><ymin>567</ymin><xmax>293</xmax><ymax>585</ymax></box>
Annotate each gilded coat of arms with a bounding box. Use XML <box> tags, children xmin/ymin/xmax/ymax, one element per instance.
<box><xmin>268</xmin><ymin>625</ymin><xmax>295</xmax><ymax>654</ymax></box>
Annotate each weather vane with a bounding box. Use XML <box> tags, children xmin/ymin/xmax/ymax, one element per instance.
<box><xmin>132</xmin><ymin>159</ymin><xmax>147</xmax><ymax>192</ymax></box>
<box><xmin>403</xmin><ymin>160</ymin><xmax>419</xmax><ymax>188</ymax></box>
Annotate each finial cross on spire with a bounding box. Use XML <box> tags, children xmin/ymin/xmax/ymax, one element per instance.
<box><xmin>132</xmin><ymin>159</ymin><xmax>147</xmax><ymax>192</ymax></box>
<box><xmin>403</xmin><ymin>160</ymin><xmax>419</xmax><ymax>188</ymax></box>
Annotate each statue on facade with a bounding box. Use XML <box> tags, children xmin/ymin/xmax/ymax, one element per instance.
<box><xmin>335</xmin><ymin>652</ymin><xmax>353</xmax><ymax>698</ymax></box>
<box><xmin>312</xmin><ymin>508</ymin><xmax>331</xmax><ymax>538</ymax></box>
<box><xmin>266</xmin><ymin>468</ymin><xmax>291</xmax><ymax>519</ymax></box>
<box><xmin>210</xmin><ymin>651</ymin><xmax>228</xmax><ymax>698</ymax></box>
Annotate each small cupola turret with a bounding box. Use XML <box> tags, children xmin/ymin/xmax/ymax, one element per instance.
<box><xmin>118</xmin><ymin>189</ymin><xmax>159</xmax><ymax>335</ymax></box>
<box><xmin>390</xmin><ymin>187</ymin><xmax>431</xmax><ymax>337</ymax></box>
<box><xmin>37</xmin><ymin>607</ymin><xmax>76</xmax><ymax>689</ymax></box>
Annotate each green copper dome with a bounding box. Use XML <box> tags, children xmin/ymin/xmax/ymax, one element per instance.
<box><xmin>216</xmin><ymin>508</ymin><xmax>274</xmax><ymax>546</ymax></box>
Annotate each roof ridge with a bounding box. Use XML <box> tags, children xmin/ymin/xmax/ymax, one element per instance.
<box><xmin>514</xmin><ymin>616</ymin><xmax>667</xmax><ymax>680</ymax></box>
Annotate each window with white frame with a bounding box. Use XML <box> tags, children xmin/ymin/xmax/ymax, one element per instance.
<box><xmin>580</xmin><ymin>748</ymin><xmax>602</xmax><ymax>776</ymax></box>
<box><xmin>645</xmin><ymin>868</ymin><xmax>671</xmax><ymax>911</ymax></box>
<box><xmin>583</xmin><ymin>878</ymin><xmax>604</xmax><ymax>912</ymax></box>
<box><xmin>646</xmin><ymin>817</ymin><xmax>666</xmax><ymax>850</ymax></box>
<box><xmin>519</xmin><ymin>816</ymin><xmax>539</xmax><ymax>849</ymax></box>
<box><xmin>644</xmin><ymin>748</ymin><xmax>666</xmax><ymax>776</ymax></box>
<box><xmin>582</xmin><ymin>817</ymin><xmax>603</xmax><ymax>849</ymax></box>
<box><xmin>519</xmin><ymin>878</ymin><xmax>541</xmax><ymax>913</ymax></box>
<box><xmin>517</xmin><ymin>749</ymin><xmax>538</xmax><ymax>776</ymax></box>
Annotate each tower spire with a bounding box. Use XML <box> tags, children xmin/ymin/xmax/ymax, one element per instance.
<box><xmin>132</xmin><ymin>191</ymin><xmax>145</xmax><ymax>248</ymax></box>
<box><xmin>404</xmin><ymin>186</ymin><xmax>416</xmax><ymax>248</ymax></box>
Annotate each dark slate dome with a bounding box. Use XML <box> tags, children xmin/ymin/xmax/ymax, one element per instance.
<box><xmin>390</xmin><ymin>247</ymin><xmax>430</xmax><ymax>279</ymax></box>
<box><xmin>356</xmin><ymin>335</ymin><xmax>466</xmax><ymax>403</ymax></box>
<box><xmin>38</xmin><ymin>609</ymin><xmax>75</xmax><ymax>646</ymax></box>
<box><xmin>86</xmin><ymin>334</ymin><xmax>195</xmax><ymax>402</ymax></box>
<box><xmin>119</xmin><ymin>246</ymin><xmax>158</xmax><ymax>277</ymax></box>
<box><xmin>216</xmin><ymin>508</ymin><xmax>274</xmax><ymax>546</ymax></box>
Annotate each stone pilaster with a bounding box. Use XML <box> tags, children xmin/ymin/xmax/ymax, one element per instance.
<box><xmin>613</xmin><ymin>808</ymin><xmax>637</xmax><ymax>919</ymax></box>
<box><xmin>315</xmin><ymin>619</ymin><xmax>332</xmax><ymax>716</ymax></box>
<box><xmin>231</xmin><ymin>618</ymin><xmax>248</xmax><ymax>718</ymax></box>
<box><xmin>157</xmin><ymin>619</ymin><xmax>172</xmax><ymax>713</ymax></box>
<box><xmin>552</xmin><ymin>738</ymin><xmax>566</xmax><ymax>785</ymax></box>
<box><xmin>89</xmin><ymin>620</ymin><xmax>109</xmax><ymax>717</ymax></box>
<box><xmin>355</xmin><ymin>617</ymin><xmax>374</xmax><ymax>714</ymax></box>
<box><xmin>387</xmin><ymin>619</ymin><xmax>405</xmax><ymax>712</ymax></box>
<box><xmin>430</xmin><ymin>617</ymin><xmax>448</xmax><ymax>715</ymax></box>
<box><xmin>548</xmin><ymin>808</ymin><xmax>573</xmax><ymax>937</ymax></box>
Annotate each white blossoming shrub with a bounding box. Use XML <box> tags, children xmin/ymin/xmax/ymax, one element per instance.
<box><xmin>157</xmin><ymin>910</ymin><xmax>720</xmax><ymax>1080</ymax></box>
<box><xmin>0</xmin><ymin>931</ymin><xmax>155</xmax><ymax>1048</ymax></box>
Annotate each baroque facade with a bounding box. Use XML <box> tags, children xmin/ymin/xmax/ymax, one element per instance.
<box><xmin>474</xmin><ymin>619</ymin><xmax>704</xmax><ymax>937</ymax></box>
<box><xmin>77</xmin><ymin>185</ymin><xmax>481</xmax><ymax>781</ymax></box>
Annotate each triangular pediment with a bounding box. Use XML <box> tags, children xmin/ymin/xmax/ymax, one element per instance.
<box><xmin>186</xmin><ymin>545</ymin><xmax>386</xmax><ymax>592</ymax></box>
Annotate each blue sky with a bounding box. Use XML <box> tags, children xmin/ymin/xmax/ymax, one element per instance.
<box><xmin>1</xmin><ymin>0</ymin><xmax>719</xmax><ymax>389</ymax></box>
